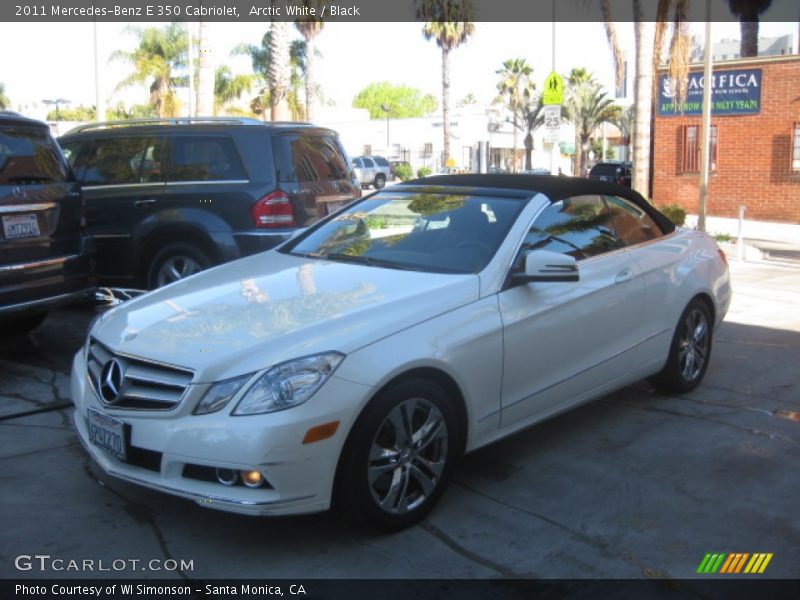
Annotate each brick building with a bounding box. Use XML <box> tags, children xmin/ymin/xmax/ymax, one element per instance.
<box><xmin>652</xmin><ymin>55</ymin><xmax>800</xmax><ymax>223</ymax></box>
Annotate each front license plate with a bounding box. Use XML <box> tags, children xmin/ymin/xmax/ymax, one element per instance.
<box><xmin>87</xmin><ymin>408</ymin><xmax>126</xmax><ymax>461</ymax></box>
<box><xmin>2</xmin><ymin>213</ymin><xmax>40</xmax><ymax>239</ymax></box>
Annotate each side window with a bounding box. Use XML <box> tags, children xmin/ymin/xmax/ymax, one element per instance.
<box><xmin>521</xmin><ymin>195</ymin><xmax>619</xmax><ymax>260</ymax></box>
<box><xmin>363</xmin><ymin>158</ymin><xmax>375</xmax><ymax>168</ymax></box>
<box><xmin>167</xmin><ymin>136</ymin><xmax>246</xmax><ymax>182</ymax></box>
<box><xmin>352</xmin><ymin>157</ymin><xmax>363</xmax><ymax>168</ymax></box>
<box><xmin>272</xmin><ymin>134</ymin><xmax>351</xmax><ymax>183</ymax></box>
<box><xmin>605</xmin><ymin>195</ymin><xmax>663</xmax><ymax>246</ymax></box>
<box><xmin>374</xmin><ymin>157</ymin><xmax>390</xmax><ymax>167</ymax></box>
<box><xmin>59</xmin><ymin>141</ymin><xmax>82</xmax><ymax>169</ymax></box>
<box><xmin>81</xmin><ymin>137</ymin><xmax>157</xmax><ymax>186</ymax></box>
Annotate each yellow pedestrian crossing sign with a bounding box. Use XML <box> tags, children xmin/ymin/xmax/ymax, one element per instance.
<box><xmin>543</xmin><ymin>71</ymin><xmax>564</xmax><ymax>105</ymax></box>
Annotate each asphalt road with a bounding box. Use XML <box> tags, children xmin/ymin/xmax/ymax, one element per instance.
<box><xmin>1</xmin><ymin>260</ymin><xmax>798</xmax><ymax>582</ymax></box>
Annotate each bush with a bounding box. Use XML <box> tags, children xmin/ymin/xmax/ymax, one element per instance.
<box><xmin>660</xmin><ymin>204</ymin><xmax>686</xmax><ymax>227</ymax></box>
<box><xmin>394</xmin><ymin>163</ymin><xmax>413</xmax><ymax>181</ymax></box>
<box><xmin>417</xmin><ymin>166</ymin><xmax>432</xmax><ymax>179</ymax></box>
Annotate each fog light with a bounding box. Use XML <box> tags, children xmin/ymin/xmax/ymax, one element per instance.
<box><xmin>215</xmin><ymin>468</ymin><xmax>238</xmax><ymax>486</ymax></box>
<box><xmin>241</xmin><ymin>470</ymin><xmax>264</xmax><ymax>488</ymax></box>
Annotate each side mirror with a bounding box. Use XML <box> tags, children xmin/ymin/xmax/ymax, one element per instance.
<box><xmin>513</xmin><ymin>250</ymin><xmax>579</xmax><ymax>283</ymax></box>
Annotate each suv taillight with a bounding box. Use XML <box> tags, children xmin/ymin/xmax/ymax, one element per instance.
<box><xmin>251</xmin><ymin>191</ymin><xmax>296</xmax><ymax>228</ymax></box>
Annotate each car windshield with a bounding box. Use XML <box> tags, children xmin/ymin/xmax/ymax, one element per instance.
<box><xmin>283</xmin><ymin>191</ymin><xmax>526</xmax><ymax>274</ymax></box>
<box><xmin>0</xmin><ymin>126</ymin><xmax>69</xmax><ymax>185</ymax></box>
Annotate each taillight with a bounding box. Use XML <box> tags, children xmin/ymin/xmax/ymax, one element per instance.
<box><xmin>251</xmin><ymin>190</ymin><xmax>296</xmax><ymax>228</ymax></box>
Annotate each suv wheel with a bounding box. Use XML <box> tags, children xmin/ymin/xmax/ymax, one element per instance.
<box><xmin>374</xmin><ymin>174</ymin><xmax>386</xmax><ymax>190</ymax></box>
<box><xmin>147</xmin><ymin>243</ymin><xmax>211</xmax><ymax>289</ymax></box>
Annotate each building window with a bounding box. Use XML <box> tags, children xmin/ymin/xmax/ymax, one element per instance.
<box><xmin>682</xmin><ymin>124</ymin><xmax>717</xmax><ymax>173</ymax></box>
<box><xmin>420</xmin><ymin>143</ymin><xmax>433</xmax><ymax>158</ymax></box>
<box><xmin>793</xmin><ymin>123</ymin><xmax>800</xmax><ymax>172</ymax></box>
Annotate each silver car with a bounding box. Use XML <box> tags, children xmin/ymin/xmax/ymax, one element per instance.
<box><xmin>352</xmin><ymin>156</ymin><xmax>391</xmax><ymax>189</ymax></box>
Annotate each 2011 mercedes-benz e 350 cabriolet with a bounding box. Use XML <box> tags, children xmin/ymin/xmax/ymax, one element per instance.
<box><xmin>71</xmin><ymin>175</ymin><xmax>731</xmax><ymax>530</ymax></box>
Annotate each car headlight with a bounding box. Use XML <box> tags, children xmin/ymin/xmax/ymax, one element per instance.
<box><xmin>233</xmin><ymin>352</ymin><xmax>344</xmax><ymax>416</ymax></box>
<box><xmin>194</xmin><ymin>375</ymin><xmax>252</xmax><ymax>415</ymax></box>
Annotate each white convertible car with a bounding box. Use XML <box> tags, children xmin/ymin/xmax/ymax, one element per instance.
<box><xmin>71</xmin><ymin>175</ymin><xmax>731</xmax><ymax>530</ymax></box>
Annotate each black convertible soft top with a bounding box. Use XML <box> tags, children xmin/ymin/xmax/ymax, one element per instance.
<box><xmin>402</xmin><ymin>174</ymin><xmax>676</xmax><ymax>234</ymax></box>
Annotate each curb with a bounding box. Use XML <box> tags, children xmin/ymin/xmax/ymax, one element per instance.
<box><xmin>718</xmin><ymin>242</ymin><xmax>800</xmax><ymax>269</ymax></box>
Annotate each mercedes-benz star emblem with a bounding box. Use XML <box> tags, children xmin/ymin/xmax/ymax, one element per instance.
<box><xmin>99</xmin><ymin>359</ymin><xmax>124</xmax><ymax>404</ymax></box>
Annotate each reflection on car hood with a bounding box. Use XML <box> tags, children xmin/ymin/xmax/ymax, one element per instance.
<box><xmin>91</xmin><ymin>251</ymin><xmax>479</xmax><ymax>382</ymax></box>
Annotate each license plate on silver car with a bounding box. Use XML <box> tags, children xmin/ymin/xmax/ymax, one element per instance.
<box><xmin>88</xmin><ymin>408</ymin><xmax>126</xmax><ymax>461</ymax></box>
<box><xmin>2</xmin><ymin>213</ymin><xmax>40</xmax><ymax>239</ymax></box>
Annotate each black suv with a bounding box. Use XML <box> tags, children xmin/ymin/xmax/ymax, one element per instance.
<box><xmin>588</xmin><ymin>161</ymin><xmax>632</xmax><ymax>187</ymax></box>
<box><xmin>59</xmin><ymin>118</ymin><xmax>360</xmax><ymax>288</ymax></box>
<box><xmin>1</xmin><ymin>112</ymin><xmax>95</xmax><ymax>333</ymax></box>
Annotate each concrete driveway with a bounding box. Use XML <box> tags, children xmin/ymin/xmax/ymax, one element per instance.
<box><xmin>1</xmin><ymin>260</ymin><xmax>798</xmax><ymax>581</ymax></box>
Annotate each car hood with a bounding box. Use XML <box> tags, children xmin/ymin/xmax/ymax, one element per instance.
<box><xmin>91</xmin><ymin>251</ymin><xmax>479</xmax><ymax>382</ymax></box>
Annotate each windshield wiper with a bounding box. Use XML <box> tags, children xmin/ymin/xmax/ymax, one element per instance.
<box><xmin>4</xmin><ymin>175</ymin><xmax>56</xmax><ymax>183</ymax></box>
<box><xmin>322</xmin><ymin>253</ymin><xmax>429</xmax><ymax>272</ymax></box>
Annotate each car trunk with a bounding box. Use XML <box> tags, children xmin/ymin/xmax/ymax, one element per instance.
<box><xmin>0</xmin><ymin>124</ymin><xmax>82</xmax><ymax>266</ymax></box>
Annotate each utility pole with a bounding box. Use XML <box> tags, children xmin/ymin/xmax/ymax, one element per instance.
<box><xmin>698</xmin><ymin>3</ymin><xmax>713</xmax><ymax>232</ymax></box>
<box><xmin>549</xmin><ymin>0</ymin><xmax>557</xmax><ymax>174</ymax></box>
<box><xmin>188</xmin><ymin>23</ymin><xmax>194</xmax><ymax>117</ymax></box>
<box><xmin>93</xmin><ymin>22</ymin><xmax>105</xmax><ymax>122</ymax></box>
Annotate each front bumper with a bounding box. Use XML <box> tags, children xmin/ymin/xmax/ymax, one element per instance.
<box><xmin>70</xmin><ymin>349</ymin><xmax>370</xmax><ymax>516</ymax></box>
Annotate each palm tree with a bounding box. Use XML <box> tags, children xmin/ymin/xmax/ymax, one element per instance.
<box><xmin>600</xmin><ymin>0</ymin><xmax>691</xmax><ymax>196</ymax></box>
<box><xmin>521</xmin><ymin>97</ymin><xmax>547</xmax><ymax>171</ymax></box>
<box><xmin>416</xmin><ymin>0</ymin><xmax>475</xmax><ymax>167</ymax></box>
<box><xmin>727</xmin><ymin>0</ymin><xmax>772</xmax><ymax>57</ymax></box>
<box><xmin>565</xmin><ymin>69</ymin><xmax>620</xmax><ymax>177</ymax></box>
<box><xmin>196</xmin><ymin>21</ymin><xmax>215</xmax><ymax>116</ymax></box>
<box><xmin>268</xmin><ymin>21</ymin><xmax>292</xmax><ymax>121</ymax></box>
<box><xmin>294</xmin><ymin>2</ymin><xmax>325</xmax><ymax>121</ymax></box>
<box><xmin>111</xmin><ymin>23</ymin><xmax>188</xmax><ymax>118</ymax></box>
<box><xmin>214</xmin><ymin>67</ymin><xmax>254</xmax><ymax>115</ymax></box>
<box><xmin>0</xmin><ymin>83</ymin><xmax>10</xmax><ymax>110</ymax></box>
<box><xmin>234</xmin><ymin>34</ymin><xmax>308</xmax><ymax>120</ymax></box>
<box><xmin>614</xmin><ymin>104</ymin><xmax>634</xmax><ymax>161</ymax></box>
<box><xmin>496</xmin><ymin>58</ymin><xmax>535</xmax><ymax>173</ymax></box>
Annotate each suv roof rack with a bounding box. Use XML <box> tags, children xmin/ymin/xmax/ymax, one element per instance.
<box><xmin>63</xmin><ymin>116</ymin><xmax>267</xmax><ymax>135</ymax></box>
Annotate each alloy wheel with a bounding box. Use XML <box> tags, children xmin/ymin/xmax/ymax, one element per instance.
<box><xmin>367</xmin><ymin>397</ymin><xmax>449</xmax><ymax>515</ymax></box>
<box><xmin>156</xmin><ymin>256</ymin><xmax>203</xmax><ymax>287</ymax></box>
<box><xmin>678</xmin><ymin>308</ymin><xmax>709</xmax><ymax>382</ymax></box>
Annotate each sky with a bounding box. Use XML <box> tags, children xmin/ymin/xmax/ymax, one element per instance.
<box><xmin>0</xmin><ymin>18</ymin><xmax>797</xmax><ymax>119</ymax></box>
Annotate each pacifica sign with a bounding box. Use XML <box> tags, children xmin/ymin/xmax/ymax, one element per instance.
<box><xmin>658</xmin><ymin>69</ymin><xmax>762</xmax><ymax>116</ymax></box>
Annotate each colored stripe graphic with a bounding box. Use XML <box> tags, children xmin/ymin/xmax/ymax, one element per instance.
<box><xmin>697</xmin><ymin>553</ymin><xmax>727</xmax><ymax>573</ymax></box>
<box><xmin>721</xmin><ymin>553</ymin><xmax>749</xmax><ymax>573</ymax></box>
<box><xmin>699</xmin><ymin>553</ymin><xmax>773</xmax><ymax>574</ymax></box>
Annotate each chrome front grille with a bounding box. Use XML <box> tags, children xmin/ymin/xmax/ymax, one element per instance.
<box><xmin>87</xmin><ymin>338</ymin><xmax>194</xmax><ymax>410</ymax></box>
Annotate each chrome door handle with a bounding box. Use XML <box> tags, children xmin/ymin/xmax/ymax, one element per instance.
<box><xmin>615</xmin><ymin>268</ymin><xmax>634</xmax><ymax>284</ymax></box>
<box><xmin>134</xmin><ymin>198</ymin><xmax>158</xmax><ymax>207</ymax></box>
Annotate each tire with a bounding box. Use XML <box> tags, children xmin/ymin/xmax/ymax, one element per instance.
<box><xmin>146</xmin><ymin>243</ymin><xmax>212</xmax><ymax>289</ymax></box>
<box><xmin>374</xmin><ymin>174</ymin><xmax>386</xmax><ymax>190</ymax></box>
<box><xmin>335</xmin><ymin>379</ymin><xmax>457</xmax><ymax>531</ymax></box>
<box><xmin>1</xmin><ymin>312</ymin><xmax>47</xmax><ymax>336</ymax></box>
<box><xmin>649</xmin><ymin>298</ymin><xmax>713</xmax><ymax>394</ymax></box>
